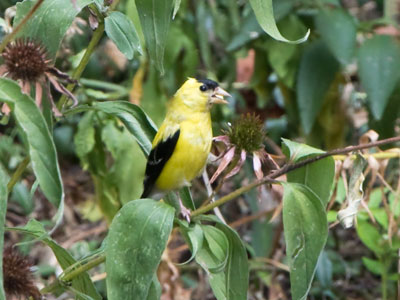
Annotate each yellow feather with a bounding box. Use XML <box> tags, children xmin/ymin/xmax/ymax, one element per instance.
<box><xmin>153</xmin><ymin>78</ymin><xmax>213</xmax><ymax>191</ymax></box>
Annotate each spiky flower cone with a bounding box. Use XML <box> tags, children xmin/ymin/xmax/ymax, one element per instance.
<box><xmin>2</xmin><ymin>38</ymin><xmax>50</xmax><ymax>82</ymax></box>
<box><xmin>3</xmin><ymin>247</ymin><xmax>41</xmax><ymax>300</ymax></box>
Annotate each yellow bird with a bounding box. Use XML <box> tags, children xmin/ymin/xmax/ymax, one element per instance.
<box><xmin>141</xmin><ymin>78</ymin><xmax>231</xmax><ymax>207</ymax></box>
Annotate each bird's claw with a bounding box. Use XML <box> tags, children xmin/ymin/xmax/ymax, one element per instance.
<box><xmin>180</xmin><ymin>204</ymin><xmax>191</xmax><ymax>223</ymax></box>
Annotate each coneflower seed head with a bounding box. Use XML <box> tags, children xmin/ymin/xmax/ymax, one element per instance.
<box><xmin>227</xmin><ymin>113</ymin><xmax>266</xmax><ymax>153</ymax></box>
<box><xmin>3</xmin><ymin>247</ymin><xmax>41</xmax><ymax>299</ymax></box>
<box><xmin>2</xmin><ymin>38</ymin><xmax>50</xmax><ymax>82</ymax></box>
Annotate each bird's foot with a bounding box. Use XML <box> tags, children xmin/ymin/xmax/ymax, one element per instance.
<box><xmin>179</xmin><ymin>201</ymin><xmax>191</xmax><ymax>223</ymax></box>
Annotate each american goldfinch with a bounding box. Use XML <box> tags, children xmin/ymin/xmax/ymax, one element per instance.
<box><xmin>141</xmin><ymin>78</ymin><xmax>231</xmax><ymax>201</ymax></box>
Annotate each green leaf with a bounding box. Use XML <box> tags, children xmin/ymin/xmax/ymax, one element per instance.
<box><xmin>104</xmin><ymin>11</ymin><xmax>142</xmax><ymax>60</ymax></box>
<box><xmin>226</xmin><ymin>12</ymin><xmax>263</xmax><ymax>52</ymax></box>
<box><xmin>179</xmin><ymin>222</ymin><xmax>204</xmax><ymax>264</ymax></box>
<box><xmin>74</xmin><ymin>112</ymin><xmax>96</xmax><ymax>161</ymax></box>
<box><xmin>195</xmin><ymin>216</ymin><xmax>249</xmax><ymax>300</ymax></box>
<box><xmin>95</xmin><ymin>101</ymin><xmax>157</xmax><ymax>155</ymax></box>
<box><xmin>136</xmin><ymin>0</ymin><xmax>174</xmax><ymax>74</ymax></box>
<box><xmin>10</xmin><ymin>181</ymin><xmax>35</xmax><ymax>215</ymax></box>
<box><xmin>101</xmin><ymin>122</ymin><xmax>146</xmax><ymax>203</ymax></box>
<box><xmin>196</xmin><ymin>225</ymin><xmax>229</xmax><ymax>274</ymax></box>
<box><xmin>0</xmin><ymin>79</ymin><xmax>63</xmax><ymax>219</ymax></box>
<box><xmin>8</xmin><ymin>219</ymin><xmax>101</xmax><ymax>300</ymax></box>
<box><xmin>362</xmin><ymin>257</ymin><xmax>384</xmax><ymax>275</ymax></box>
<box><xmin>282</xmin><ymin>182</ymin><xmax>328</xmax><ymax>300</ymax></box>
<box><xmin>14</xmin><ymin>0</ymin><xmax>93</xmax><ymax>58</ymax></box>
<box><xmin>215</xmin><ymin>223</ymin><xmax>249</xmax><ymax>300</ymax></box>
<box><xmin>67</xmin><ymin>101</ymin><xmax>157</xmax><ymax>155</ymax></box>
<box><xmin>146</xmin><ymin>275</ymin><xmax>161</xmax><ymax>300</ymax></box>
<box><xmin>106</xmin><ymin>199</ymin><xmax>175</xmax><ymax>300</ymax></box>
<box><xmin>358</xmin><ymin>35</ymin><xmax>400</xmax><ymax>119</ymax></box>
<box><xmin>356</xmin><ymin>218</ymin><xmax>386</xmax><ymax>255</ymax></box>
<box><xmin>315</xmin><ymin>8</ymin><xmax>357</xmax><ymax>64</ymax></box>
<box><xmin>179</xmin><ymin>186</ymin><xmax>195</xmax><ymax>210</ymax></box>
<box><xmin>265</xmin><ymin>15</ymin><xmax>306</xmax><ymax>88</ymax></box>
<box><xmin>315</xmin><ymin>251</ymin><xmax>332</xmax><ymax>288</ymax></box>
<box><xmin>249</xmin><ymin>0</ymin><xmax>309</xmax><ymax>44</ymax></box>
<box><xmin>172</xmin><ymin>0</ymin><xmax>181</xmax><ymax>19</ymax></box>
<box><xmin>195</xmin><ymin>1</ymin><xmax>213</xmax><ymax>71</ymax></box>
<box><xmin>282</xmin><ymin>139</ymin><xmax>335</xmax><ymax>207</ymax></box>
<box><xmin>0</xmin><ymin>166</ymin><xmax>8</xmax><ymax>300</ymax></box>
<box><xmin>296</xmin><ymin>40</ymin><xmax>340</xmax><ymax>134</ymax></box>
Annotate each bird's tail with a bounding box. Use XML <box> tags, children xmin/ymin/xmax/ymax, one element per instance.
<box><xmin>141</xmin><ymin>178</ymin><xmax>152</xmax><ymax>198</ymax></box>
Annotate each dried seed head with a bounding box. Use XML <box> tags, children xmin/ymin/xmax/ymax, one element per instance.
<box><xmin>227</xmin><ymin>113</ymin><xmax>266</xmax><ymax>153</ymax></box>
<box><xmin>3</xmin><ymin>247</ymin><xmax>41</xmax><ymax>300</ymax></box>
<box><xmin>2</xmin><ymin>38</ymin><xmax>50</xmax><ymax>82</ymax></box>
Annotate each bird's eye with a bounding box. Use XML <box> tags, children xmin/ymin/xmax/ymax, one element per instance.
<box><xmin>199</xmin><ymin>85</ymin><xmax>207</xmax><ymax>92</ymax></box>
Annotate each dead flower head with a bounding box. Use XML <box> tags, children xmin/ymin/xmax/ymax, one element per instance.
<box><xmin>1</xmin><ymin>38</ymin><xmax>78</xmax><ymax>116</ymax></box>
<box><xmin>3</xmin><ymin>247</ymin><xmax>41</xmax><ymax>300</ymax></box>
<box><xmin>211</xmin><ymin>113</ymin><xmax>274</xmax><ymax>184</ymax></box>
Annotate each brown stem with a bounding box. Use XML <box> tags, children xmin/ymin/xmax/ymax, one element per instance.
<box><xmin>192</xmin><ymin>136</ymin><xmax>400</xmax><ymax>217</ymax></box>
<box><xmin>0</xmin><ymin>0</ymin><xmax>45</xmax><ymax>53</ymax></box>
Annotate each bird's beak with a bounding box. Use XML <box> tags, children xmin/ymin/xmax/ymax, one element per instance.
<box><xmin>210</xmin><ymin>87</ymin><xmax>231</xmax><ymax>104</ymax></box>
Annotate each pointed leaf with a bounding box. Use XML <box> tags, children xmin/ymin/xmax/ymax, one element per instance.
<box><xmin>282</xmin><ymin>139</ymin><xmax>335</xmax><ymax>207</ymax></box>
<box><xmin>249</xmin><ymin>0</ymin><xmax>309</xmax><ymax>44</ymax></box>
<box><xmin>315</xmin><ymin>9</ymin><xmax>357</xmax><ymax>64</ymax></box>
<box><xmin>296</xmin><ymin>41</ymin><xmax>339</xmax><ymax>134</ymax></box>
<box><xmin>0</xmin><ymin>79</ymin><xmax>63</xmax><ymax>216</ymax></box>
<box><xmin>106</xmin><ymin>199</ymin><xmax>175</xmax><ymax>300</ymax></box>
<box><xmin>105</xmin><ymin>11</ymin><xmax>142</xmax><ymax>60</ymax></box>
<box><xmin>179</xmin><ymin>222</ymin><xmax>204</xmax><ymax>264</ymax></box>
<box><xmin>66</xmin><ymin>101</ymin><xmax>157</xmax><ymax>155</ymax></box>
<box><xmin>14</xmin><ymin>0</ymin><xmax>93</xmax><ymax>58</ymax></box>
<box><xmin>8</xmin><ymin>219</ymin><xmax>101</xmax><ymax>300</ymax></box>
<box><xmin>195</xmin><ymin>215</ymin><xmax>249</xmax><ymax>300</ymax></box>
<box><xmin>136</xmin><ymin>0</ymin><xmax>174</xmax><ymax>73</ymax></box>
<box><xmin>358</xmin><ymin>35</ymin><xmax>400</xmax><ymax>119</ymax></box>
<box><xmin>282</xmin><ymin>182</ymin><xmax>328</xmax><ymax>300</ymax></box>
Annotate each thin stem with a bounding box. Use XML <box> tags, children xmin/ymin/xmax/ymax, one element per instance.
<box><xmin>382</xmin><ymin>256</ymin><xmax>388</xmax><ymax>300</ymax></box>
<box><xmin>192</xmin><ymin>136</ymin><xmax>400</xmax><ymax>217</ymax></box>
<box><xmin>57</xmin><ymin>21</ymin><xmax>105</xmax><ymax>110</ymax></box>
<box><xmin>0</xmin><ymin>0</ymin><xmax>45</xmax><ymax>53</ymax></box>
<box><xmin>7</xmin><ymin>157</ymin><xmax>30</xmax><ymax>193</ymax></box>
<box><xmin>333</xmin><ymin>150</ymin><xmax>400</xmax><ymax>161</ymax></box>
<box><xmin>41</xmin><ymin>252</ymin><xmax>106</xmax><ymax>294</ymax></box>
<box><xmin>57</xmin><ymin>0</ymin><xmax>121</xmax><ymax>110</ymax></box>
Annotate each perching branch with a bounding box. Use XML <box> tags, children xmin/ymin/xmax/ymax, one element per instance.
<box><xmin>192</xmin><ymin>135</ymin><xmax>400</xmax><ymax>217</ymax></box>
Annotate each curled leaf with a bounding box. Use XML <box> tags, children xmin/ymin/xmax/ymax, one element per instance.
<box><xmin>337</xmin><ymin>154</ymin><xmax>367</xmax><ymax>228</ymax></box>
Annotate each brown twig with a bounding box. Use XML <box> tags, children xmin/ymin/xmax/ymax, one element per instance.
<box><xmin>192</xmin><ymin>136</ymin><xmax>400</xmax><ymax>217</ymax></box>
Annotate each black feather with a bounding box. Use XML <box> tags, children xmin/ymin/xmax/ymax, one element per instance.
<box><xmin>141</xmin><ymin>130</ymin><xmax>180</xmax><ymax>198</ymax></box>
<box><xmin>197</xmin><ymin>78</ymin><xmax>218</xmax><ymax>90</ymax></box>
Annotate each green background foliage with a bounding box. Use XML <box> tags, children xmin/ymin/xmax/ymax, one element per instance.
<box><xmin>0</xmin><ymin>0</ymin><xmax>399</xmax><ymax>299</ymax></box>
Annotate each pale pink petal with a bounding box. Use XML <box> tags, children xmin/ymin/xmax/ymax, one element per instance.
<box><xmin>35</xmin><ymin>82</ymin><xmax>43</xmax><ymax>108</ymax></box>
<box><xmin>225</xmin><ymin>150</ymin><xmax>246</xmax><ymax>179</ymax></box>
<box><xmin>210</xmin><ymin>147</ymin><xmax>236</xmax><ymax>184</ymax></box>
<box><xmin>1</xmin><ymin>103</ymin><xmax>11</xmax><ymax>115</ymax></box>
<box><xmin>21</xmin><ymin>81</ymin><xmax>30</xmax><ymax>95</ymax></box>
<box><xmin>253</xmin><ymin>153</ymin><xmax>263</xmax><ymax>180</ymax></box>
<box><xmin>44</xmin><ymin>82</ymin><xmax>62</xmax><ymax>117</ymax></box>
<box><xmin>48</xmin><ymin>76</ymin><xmax>78</xmax><ymax>106</ymax></box>
<box><xmin>213</xmin><ymin>135</ymin><xmax>230</xmax><ymax>145</ymax></box>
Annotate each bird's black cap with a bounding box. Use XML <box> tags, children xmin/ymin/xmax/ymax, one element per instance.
<box><xmin>197</xmin><ymin>78</ymin><xmax>218</xmax><ymax>90</ymax></box>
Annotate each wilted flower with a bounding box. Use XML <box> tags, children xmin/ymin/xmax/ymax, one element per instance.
<box><xmin>211</xmin><ymin>113</ymin><xmax>276</xmax><ymax>184</ymax></box>
<box><xmin>3</xmin><ymin>247</ymin><xmax>41</xmax><ymax>299</ymax></box>
<box><xmin>0</xmin><ymin>38</ymin><xmax>78</xmax><ymax>116</ymax></box>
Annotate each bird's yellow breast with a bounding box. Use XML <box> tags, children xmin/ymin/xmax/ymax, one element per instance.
<box><xmin>154</xmin><ymin>111</ymin><xmax>212</xmax><ymax>191</ymax></box>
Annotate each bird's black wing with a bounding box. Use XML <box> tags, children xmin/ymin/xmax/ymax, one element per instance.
<box><xmin>141</xmin><ymin>129</ymin><xmax>180</xmax><ymax>198</ymax></box>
